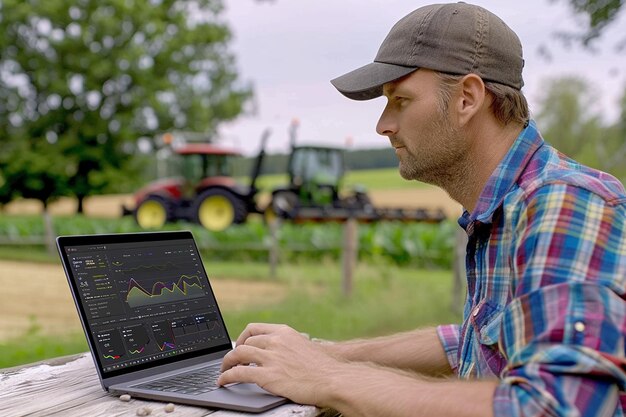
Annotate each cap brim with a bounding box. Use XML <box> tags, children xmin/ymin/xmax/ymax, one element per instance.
<box><xmin>330</xmin><ymin>62</ymin><xmax>417</xmax><ymax>101</ymax></box>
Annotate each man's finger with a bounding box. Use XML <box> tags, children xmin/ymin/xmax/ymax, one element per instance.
<box><xmin>243</xmin><ymin>334</ymin><xmax>273</xmax><ymax>350</ymax></box>
<box><xmin>220</xmin><ymin>344</ymin><xmax>266</xmax><ymax>372</ymax></box>
<box><xmin>235</xmin><ymin>323</ymin><xmax>287</xmax><ymax>347</ymax></box>
<box><xmin>217</xmin><ymin>364</ymin><xmax>266</xmax><ymax>387</ymax></box>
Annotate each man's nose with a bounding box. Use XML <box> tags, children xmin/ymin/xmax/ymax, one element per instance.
<box><xmin>376</xmin><ymin>106</ymin><xmax>397</xmax><ymax>137</ymax></box>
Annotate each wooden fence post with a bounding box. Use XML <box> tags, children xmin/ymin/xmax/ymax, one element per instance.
<box><xmin>43</xmin><ymin>209</ymin><xmax>56</xmax><ymax>256</ymax></box>
<box><xmin>342</xmin><ymin>217</ymin><xmax>358</xmax><ymax>297</ymax></box>
<box><xmin>268</xmin><ymin>219</ymin><xmax>280</xmax><ymax>279</ymax></box>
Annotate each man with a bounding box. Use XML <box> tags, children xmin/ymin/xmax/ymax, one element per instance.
<box><xmin>218</xmin><ymin>3</ymin><xmax>626</xmax><ymax>416</ymax></box>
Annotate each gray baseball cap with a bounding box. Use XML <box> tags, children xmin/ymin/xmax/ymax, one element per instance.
<box><xmin>331</xmin><ymin>2</ymin><xmax>524</xmax><ymax>100</ymax></box>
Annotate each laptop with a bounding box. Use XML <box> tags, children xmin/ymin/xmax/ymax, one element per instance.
<box><xmin>56</xmin><ymin>230</ymin><xmax>287</xmax><ymax>413</ymax></box>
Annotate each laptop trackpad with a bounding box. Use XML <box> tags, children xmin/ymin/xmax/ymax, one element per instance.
<box><xmin>222</xmin><ymin>382</ymin><xmax>278</xmax><ymax>397</ymax></box>
<box><xmin>206</xmin><ymin>383</ymin><xmax>287</xmax><ymax>410</ymax></box>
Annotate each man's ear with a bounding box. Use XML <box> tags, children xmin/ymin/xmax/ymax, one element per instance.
<box><xmin>454</xmin><ymin>74</ymin><xmax>486</xmax><ymax>127</ymax></box>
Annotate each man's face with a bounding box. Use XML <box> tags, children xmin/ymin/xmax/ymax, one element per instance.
<box><xmin>376</xmin><ymin>69</ymin><xmax>466</xmax><ymax>185</ymax></box>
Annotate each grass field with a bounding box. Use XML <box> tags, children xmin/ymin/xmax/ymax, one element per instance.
<box><xmin>0</xmin><ymin>259</ymin><xmax>460</xmax><ymax>369</ymax></box>
<box><xmin>248</xmin><ymin>167</ymin><xmax>432</xmax><ymax>192</ymax></box>
<box><xmin>345</xmin><ymin>168</ymin><xmax>432</xmax><ymax>190</ymax></box>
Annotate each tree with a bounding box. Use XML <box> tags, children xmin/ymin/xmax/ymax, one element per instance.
<box><xmin>561</xmin><ymin>0</ymin><xmax>624</xmax><ymax>47</ymax></box>
<box><xmin>535</xmin><ymin>76</ymin><xmax>626</xmax><ymax>183</ymax></box>
<box><xmin>0</xmin><ymin>0</ymin><xmax>252</xmax><ymax>212</ymax></box>
<box><xmin>546</xmin><ymin>0</ymin><xmax>625</xmax><ymax>53</ymax></box>
<box><xmin>535</xmin><ymin>77</ymin><xmax>603</xmax><ymax>158</ymax></box>
<box><xmin>594</xmin><ymin>88</ymin><xmax>626</xmax><ymax>180</ymax></box>
<box><xmin>0</xmin><ymin>140</ymin><xmax>68</xmax><ymax>209</ymax></box>
<box><xmin>0</xmin><ymin>137</ymin><xmax>70</xmax><ymax>253</ymax></box>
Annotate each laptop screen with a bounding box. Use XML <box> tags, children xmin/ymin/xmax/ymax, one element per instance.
<box><xmin>57</xmin><ymin>231</ymin><xmax>232</xmax><ymax>378</ymax></box>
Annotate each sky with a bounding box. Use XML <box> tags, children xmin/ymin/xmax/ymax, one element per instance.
<box><xmin>217</xmin><ymin>0</ymin><xmax>626</xmax><ymax>156</ymax></box>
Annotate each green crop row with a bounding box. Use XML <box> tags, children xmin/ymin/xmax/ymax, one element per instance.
<box><xmin>0</xmin><ymin>215</ymin><xmax>456</xmax><ymax>268</ymax></box>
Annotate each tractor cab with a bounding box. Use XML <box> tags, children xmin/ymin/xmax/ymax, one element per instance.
<box><xmin>172</xmin><ymin>144</ymin><xmax>241</xmax><ymax>197</ymax></box>
<box><xmin>175</xmin><ymin>148</ymin><xmax>235</xmax><ymax>179</ymax></box>
<box><xmin>288</xmin><ymin>146</ymin><xmax>345</xmax><ymax>206</ymax></box>
<box><xmin>266</xmin><ymin>144</ymin><xmax>369</xmax><ymax>219</ymax></box>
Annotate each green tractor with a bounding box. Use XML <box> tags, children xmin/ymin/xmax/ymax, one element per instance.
<box><xmin>265</xmin><ymin>120</ymin><xmax>373</xmax><ymax>221</ymax></box>
<box><xmin>265</xmin><ymin>120</ymin><xmax>445</xmax><ymax>224</ymax></box>
<box><xmin>266</xmin><ymin>144</ymin><xmax>372</xmax><ymax>220</ymax></box>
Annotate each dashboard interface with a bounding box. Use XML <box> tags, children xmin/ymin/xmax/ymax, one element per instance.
<box><xmin>63</xmin><ymin>237</ymin><xmax>229</xmax><ymax>375</ymax></box>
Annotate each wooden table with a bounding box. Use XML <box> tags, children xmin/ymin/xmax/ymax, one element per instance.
<box><xmin>0</xmin><ymin>353</ymin><xmax>333</xmax><ymax>417</ymax></box>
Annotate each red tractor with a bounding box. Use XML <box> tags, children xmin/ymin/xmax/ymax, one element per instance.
<box><xmin>123</xmin><ymin>132</ymin><xmax>268</xmax><ymax>232</ymax></box>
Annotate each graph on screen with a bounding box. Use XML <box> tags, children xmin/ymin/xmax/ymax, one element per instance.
<box><xmin>125</xmin><ymin>274</ymin><xmax>205</xmax><ymax>308</ymax></box>
<box><xmin>96</xmin><ymin>329</ymin><xmax>126</xmax><ymax>361</ymax></box>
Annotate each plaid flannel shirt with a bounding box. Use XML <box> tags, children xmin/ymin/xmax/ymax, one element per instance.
<box><xmin>437</xmin><ymin>120</ymin><xmax>626</xmax><ymax>416</ymax></box>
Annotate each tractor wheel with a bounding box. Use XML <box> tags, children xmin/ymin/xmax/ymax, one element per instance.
<box><xmin>193</xmin><ymin>189</ymin><xmax>247</xmax><ymax>232</ymax></box>
<box><xmin>135</xmin><ymin>196</ymin><xmax>171</xmax><ymax>229</ymax></box>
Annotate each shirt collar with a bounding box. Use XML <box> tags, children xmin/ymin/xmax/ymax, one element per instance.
<box><xmin>460</xmin><ymin>120</ymin><xmax>545</xmax><ymax>228</ymax></box>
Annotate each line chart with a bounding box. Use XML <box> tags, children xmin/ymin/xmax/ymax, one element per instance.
<box><xmin>125</xmin><ymin>275</ymin><xmax>205</xmax><ymax>308</ymax></box>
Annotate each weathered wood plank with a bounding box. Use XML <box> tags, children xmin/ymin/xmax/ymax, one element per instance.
<box><xmin>0</xmin><ymin>354</ymin><xmax>320</xmax><ymax>417</ymax></box>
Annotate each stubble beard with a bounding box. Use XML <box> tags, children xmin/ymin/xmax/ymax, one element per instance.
<box><xmin>397</xmin><ymin>113</ymin><xmax>468</xmax><ymax>189</ymax></box>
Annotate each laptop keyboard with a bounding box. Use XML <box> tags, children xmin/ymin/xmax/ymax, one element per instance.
<box><xmin>134</xmin><ymin>365</ymin><xmax>222</xmax><ymax>395</ymax></box>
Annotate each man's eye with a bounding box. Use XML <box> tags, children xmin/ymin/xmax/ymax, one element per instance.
<box><xmin>394</xmin><ymin>96</ymin><xmax>409</xmax><ymax>105</ymax></box>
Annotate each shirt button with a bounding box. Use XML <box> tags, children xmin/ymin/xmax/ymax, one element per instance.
<box><xmin>574</xmin><ymin>321</ymin><xmax>585</xmax><ymax>332</ymax></box>
<box><xmin>472</xmin><ymin>305</ymin><xmax>480</xmax><ymax>317</ymax></box>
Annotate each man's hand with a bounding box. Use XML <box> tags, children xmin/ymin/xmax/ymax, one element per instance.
<box><xmin>217</xmin><ymin>323</ymin><xmax>342</xmax><ymax>406</ymax></box>
<box><xmin>218</xmin><ymin>323</ymin><xmax>497</xmax><ymax>417</ymax></box>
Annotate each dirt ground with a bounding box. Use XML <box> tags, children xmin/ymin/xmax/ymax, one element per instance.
<box><xmin>0</xmin><ymin>259</ymin><xmax>286</xmax><ymax>341</ymax></box>
<box><xmin>368</xmin><ymin>188</ymin><xmax>461</xmax><ymax>218</ymax></box>
<box><xmin>0</xmin><ymin>188</ymin><xmax>459</xmax><ymax>341</ymax></box>
<box><xmin>3</xmin><ymin>193</ymin><xmax>135</xmax><ymax>218</ymax></box>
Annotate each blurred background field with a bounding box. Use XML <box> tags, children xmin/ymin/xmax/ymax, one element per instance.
<box><xmin>0</xmin><ymin>175</ymin><xmax>463</xmax><ymax>369</ymax></box>
<box><xmin>0</xmin><ymin>257</ymin><xmax>459</xmax><ymax>369</ymax></box>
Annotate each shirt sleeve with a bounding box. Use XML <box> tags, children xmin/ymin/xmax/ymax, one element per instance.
<box><xmin>493</xmin><ymin>183</ymin><xmax>626</xmax><ymax>417</ymax></box>
<box><xmin>436</xmin><ymin>324</ymin><xmax>460</xmax><ymax>374</ymax></box>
